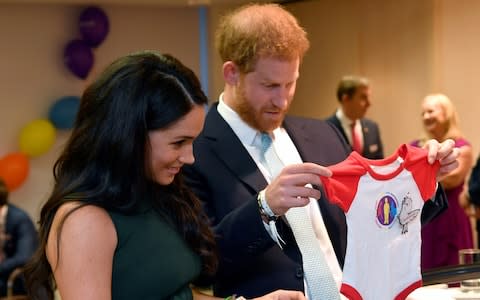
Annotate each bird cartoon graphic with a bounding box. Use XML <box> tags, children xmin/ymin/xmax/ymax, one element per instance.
<box><xmin>397</xmin><ymin>193</ymin><xmax>420</xmax><ymax>234</ymax></box>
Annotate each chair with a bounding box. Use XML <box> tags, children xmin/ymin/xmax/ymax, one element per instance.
<box><xmin>3</xmin><ymin>267</ymin><xmax>28</xmax><ymax>300</ymax></box>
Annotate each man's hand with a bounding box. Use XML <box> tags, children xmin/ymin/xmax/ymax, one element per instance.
<box><xmin>254</xmin><ymin>289</ymin><xmax>306</xmax><ymax>300</ymax></box>
<box><xmin>264</xmin><ymin>163</ymin><xmax>331</xmax><ymax>216</ymax></box>
<box><xmin>423</xmin><ymin>139</ymin><xmax>460</xmax><ymax>181</ymax></box>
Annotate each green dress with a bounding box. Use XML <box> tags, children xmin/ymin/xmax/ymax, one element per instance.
<box><xmin>108</xmin><ymin>202</ymin><xmax>201</xmax><ymax>300</ymax></box>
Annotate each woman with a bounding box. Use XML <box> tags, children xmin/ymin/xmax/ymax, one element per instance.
<box><xmin>25</xmin><ymin>51</ymin><xmax>305</xmax><ymax>300</ymax></box>
<box><xmin>411</xmin><ymin>93</ymin><xmax>474</xmax><ymax>270</ymax></box>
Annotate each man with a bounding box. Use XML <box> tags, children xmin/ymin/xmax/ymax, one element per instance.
<box><xmin>0</xmin><ymin>178</ymin><xmax>37</xmax><ymax>296</ymax></box>
<box><xmin>327</xmin><ymin>76</ymin><xmax>384</xmax><ymax>159</ymax></box>
<box><xmin>183</xmin><ymin>3</ymin><xmax>458</xmax><ymax>298</ymax></box>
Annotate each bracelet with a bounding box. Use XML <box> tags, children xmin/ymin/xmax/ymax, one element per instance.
<box><xmin>257</xmin><ymin>190</ymin><xmax>278</xmax><ymax>222</ymax></box>
<box><xmin>225</xmin><ymin>295</ymin><xmax>247</xmax><ymax>300</ymax></box>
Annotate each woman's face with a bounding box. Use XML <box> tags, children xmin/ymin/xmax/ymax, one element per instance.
<box><xmin>148</xmin><ymin>105</ymin><xmax>205</xmax><ymax>185</ymax></box>
<box><xmin>421</xmin><ymin>98</ymin><xmax>446</xmax><ymax>136</ymax></box>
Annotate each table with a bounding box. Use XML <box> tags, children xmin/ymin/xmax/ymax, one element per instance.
<box><xmin>407</xmin><ymin>284</ymin><xmax>480</xmax><ymax>300</ymax></box>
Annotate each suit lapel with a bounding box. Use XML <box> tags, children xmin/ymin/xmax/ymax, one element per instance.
<box><xmin>360</xmin><ymin>119</ymin><xmax>378</xmax><ymax>156</ymax></box>
<box><xmin>283</xmin><ymin>116</ymin><xmax>327</xmax><ymax>165</ymax></box>
<box><xmin>360</xmin><ymin>119</ymin><xmax>369</xmax><ymax>142</ymax></box>
<box><xmin>283</xmin><ymin>116</ymin><xmax>310</xmax><ymax>160</ymax></box>
<box><xmin>203</xmin><ymin>104</ymin><xmax>267</xmax><ymax>192</ymax></box>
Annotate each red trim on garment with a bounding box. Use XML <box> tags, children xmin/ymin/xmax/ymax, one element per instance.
<box><xmin>340</xmin><ymin>283</ymin><xmax>363</xmax><ymax>300</ymax></box>
<box><xmin>395</xmin><ymin>280</ymin><xmax>422</xmax><ymax>300</ymax></box>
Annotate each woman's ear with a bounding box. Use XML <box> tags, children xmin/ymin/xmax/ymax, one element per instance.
<box><xmin>223</xmin><ymin>61</ymin><xmax>239</xmax><ymax>85</ymax></box>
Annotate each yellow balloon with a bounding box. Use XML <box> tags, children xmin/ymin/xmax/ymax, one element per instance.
<box><xmin>19</xmin><ymin>119</ymin><xmax>56</xmax><ymax>157</ymax></box>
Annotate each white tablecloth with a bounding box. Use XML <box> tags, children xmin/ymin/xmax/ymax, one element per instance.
<box><xmin>407</xmin><ymin>284</ymin><xmax>480</xmax><ymax>300</ymax></box>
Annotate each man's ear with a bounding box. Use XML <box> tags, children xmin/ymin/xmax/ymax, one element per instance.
<box><xmin>341</xmin><ymin>94</ymin><xmax>349</xmax><ymax>103</ymax></box>
<box><xmin>223</xmin><ymin>61</ymin><xmax>239</xmax><ymax>85</ymax></box>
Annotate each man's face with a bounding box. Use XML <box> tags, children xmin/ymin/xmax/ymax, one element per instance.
<box><xmin>342</xmin><ymin>86</ymin><xmax>371</xmax><ymax>120</ymax></box>
<box><xmin>232</xmin><ymin>57</ymin><xmax>299</xmax><ymax>132</ymax></box>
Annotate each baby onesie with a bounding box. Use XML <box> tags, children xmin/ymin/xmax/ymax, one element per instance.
<box><xmin>320</xmin><ymin>144</ymin><xmax>440</xmax><ymax>300</ymax></box>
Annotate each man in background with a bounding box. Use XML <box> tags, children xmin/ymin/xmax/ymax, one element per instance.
<box><xmin>327</xmin><ymin>75</ymin><xmax>384</xmax><ymax>159</ymax></box>
<box><xmin>0</xmin><ymin>178</ymin><xmax>37</xmax><ymax>296</ymax></box>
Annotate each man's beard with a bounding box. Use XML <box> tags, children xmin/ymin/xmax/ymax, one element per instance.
<box><xmin>234</xmin><ymin>85</ymin><xmax>288</xmax><ymax>132</ymax></box>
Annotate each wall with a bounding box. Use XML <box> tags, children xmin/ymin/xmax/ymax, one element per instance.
<box><xmin>435</xmin><ymin>0</ymin><xmax>480</xmax><ymax>157</ymax></box>
<box><xmin>0</xmin><ymin>3</ymin><xmax>201</xmax><ymax>220</ymax></box>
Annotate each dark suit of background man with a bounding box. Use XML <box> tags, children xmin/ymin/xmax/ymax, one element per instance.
<box><xmin>0</xmin><ymin>178</ymin><xmax>38</xmax><ymax>296</ymax></box>
<box><xmin>183</xmin><ymin>4</ymin><xmax>454</xmax><ymax>299</ymax></box>
<box><xmin>327</xmin><ymin>76</ymin><xmax>384</xmax><ymax>159</ymax></box>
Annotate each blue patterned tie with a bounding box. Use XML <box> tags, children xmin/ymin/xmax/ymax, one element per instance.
<box><xmin>259</xmin><ymin>133</ymin><xmax>340</xmax><ymax>300</ymax></box>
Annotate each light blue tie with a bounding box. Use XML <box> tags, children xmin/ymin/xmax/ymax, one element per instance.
<box><xmin>259</xmin><ymin>133</ymin><xmax>340</xmax><ymax>300</ymax></box>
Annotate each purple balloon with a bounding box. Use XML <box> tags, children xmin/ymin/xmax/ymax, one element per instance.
<box><xmin>79</xmin><ymin>6</ymin><xmax>110</xmax><ymax>48</ymax></box>
<box><xmin>64</xmin><ymin>39</ymin><xmax>94</xmax><ymax>80</ymax></box>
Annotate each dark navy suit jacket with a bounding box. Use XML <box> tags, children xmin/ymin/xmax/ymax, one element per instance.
<box><xmin>183</xmin><ymin>103</ymin><xmax>447</xmax><ymax>298</ymax></box>
<box><xmin>326</xmin><ymin>114</ymin><xmax>384</xmax><ymax>160</ymax></box>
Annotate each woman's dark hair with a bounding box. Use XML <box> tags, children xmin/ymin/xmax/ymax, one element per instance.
<box><xmin>25</xmin><ymin>51</ymin><xmax>216</xmax><ymax>299</ymax></box>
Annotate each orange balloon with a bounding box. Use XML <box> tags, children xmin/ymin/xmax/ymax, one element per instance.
<box><xmin>0</xmin><ymin>152</ymin><xmax>29</xmax><ymax>191</ymax></box>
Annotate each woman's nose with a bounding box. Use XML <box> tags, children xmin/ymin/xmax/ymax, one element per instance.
<box><xmin>179</xmin><ymin>145</ymin><xmax>195</xmax><ymax>165</ymax></box>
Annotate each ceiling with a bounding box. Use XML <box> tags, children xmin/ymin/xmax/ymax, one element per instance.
<box><xmin>0</xmin><ymin>0</ymin><xmax>274</xmax><ymax>6</ymax></box>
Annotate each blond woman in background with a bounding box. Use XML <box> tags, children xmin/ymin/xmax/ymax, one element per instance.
<box><xmin>410</xmin><ymin>93</ymin><xmax>474</xmax><ymax>271</ymax></box>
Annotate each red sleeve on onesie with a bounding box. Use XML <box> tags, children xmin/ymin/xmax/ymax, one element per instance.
<box><xmin>320</xmin><ymin>155</ymin><xmax>367</xmax><ymax>212</ymax></box>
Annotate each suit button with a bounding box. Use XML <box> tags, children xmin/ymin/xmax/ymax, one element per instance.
<box><xmin>295</xmin><ymin>267</ymin><xmax>304</xmax><ymax>278</ymax></box>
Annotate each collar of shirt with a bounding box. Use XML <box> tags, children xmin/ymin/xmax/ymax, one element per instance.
<box><xmin>217</xmin><ymin>95</ymin><xmax>286</xmax><ymax>150</ymax></box>
<box><xmin>217</xmin><ymin>94</ymin><xmax>258</xmax><ymax>147</ymax></box>
<box><xmin>336</xmin><ymin>108</ymin><xmax>359</xmax><ymax>128</ymax></box>
<box><xmin>336</xmin><ymin>108</ymin><xmax>360</xmax><ymax>145</ymax></box>
<box><xmin>217</xmin><ymin>95</ymin><xmax>296</xmax><ymax>179</ymax></box>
